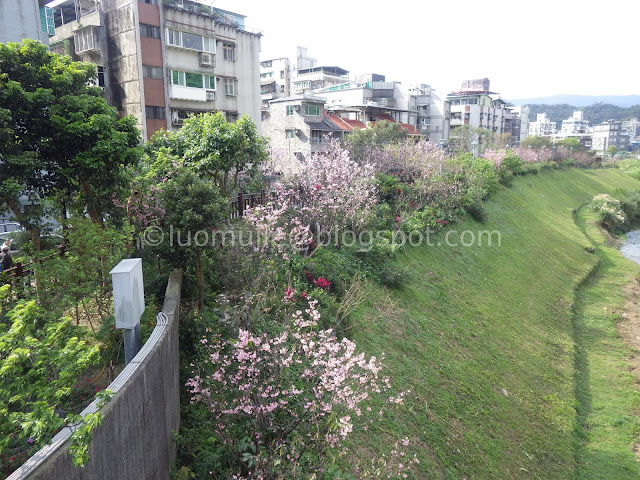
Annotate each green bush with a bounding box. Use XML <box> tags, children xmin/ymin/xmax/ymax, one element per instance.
<box><xmin>501</xmin><ymin>151</ymin><xmax>524</xmax><ymax>175</ymax></box>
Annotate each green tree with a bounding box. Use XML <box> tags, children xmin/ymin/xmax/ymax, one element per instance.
<box><xmin>0</xmin><ymin>291</ymin><xmax>101</xmax><ymax>462</ymax></box>
<box><xmin>156</xmin><ymin>169</ymin><xmax>229</xmax><ymax>309</ymax></box>
<box><xmin>606</xmin><ymin>145</ymin><xmax>619</xmax><ymax>158</ymax></box>
<box><xmin>0</xmin><ymin>40</ymin><xmax>141</xmax><ymax>248</ymax></box>
<box><xmin>521</xmin><ymin>135</ymin><xmax>554</xmax><ymax>151</ymax></box>
<box><xmin>345</xmin><ymin>120</ymin><xmax>407</xmax><ymax>162</ymax></box>
<box><xmin>175</xmin><ymin>112</ymin><xmax>267</xmax><ymax>196</ymax></box>
<box><xmin>556</xmin><ymin>137</ymin><xmax>583</xmax><ymax>151</ymax></box>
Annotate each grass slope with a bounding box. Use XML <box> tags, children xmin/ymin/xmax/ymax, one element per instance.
<box><xmin>572</xmin><ymin>205</ymin><xmax>640</xmax><ymax>479</ymax></box>
<box><xmin>349</xmin><ymin>168</ymin><xmax>640</xmax><ymax>479</ymax></box>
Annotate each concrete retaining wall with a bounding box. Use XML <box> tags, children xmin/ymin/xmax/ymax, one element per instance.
<box><xmin>9</xmin><ymin>269</ymin><xmax>183</xmax><ymax>480</ymax></box>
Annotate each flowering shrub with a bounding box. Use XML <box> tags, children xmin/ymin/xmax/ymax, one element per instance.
<box><xmin>369</xmin><ymin>139</ymin><xmax>445</xmax><ymax>179</ymax></box>
<box><xmin>244</xmin><ymin>201</ymin><xmax>311</xmax><ymax>260</ymax></box>
<box><xmin>591</xmin><ymin>193</ymin><xmax>626</xmax><ymax>231</ymax></box>
<box><xmin>187</xmin><ymin>299</ymin><xmax>408</xmax><ymax>479</ymax></box>
<box><xmin>279</xmin><ymin>140</ymin><xmax>378</xmax><ymax>239</ymax></box>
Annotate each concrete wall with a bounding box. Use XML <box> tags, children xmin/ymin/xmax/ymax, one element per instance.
<box><xmin>9</xmin><ymin>269</ymin><xmax>183</xmax><ymax>480</ymax></box>
<box><xmin>0</xmin><ymin>0</ymin><xmax>49</xmax><ymax>44</ymax></box>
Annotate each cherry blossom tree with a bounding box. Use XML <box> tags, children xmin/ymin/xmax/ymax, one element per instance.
<box><xmin>187</xmin><ymin>299</ymin><xmax>413</xmax><ymax>479</ymax></box>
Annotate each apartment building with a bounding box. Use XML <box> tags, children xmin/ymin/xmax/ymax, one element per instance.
<box><xmin>528</xmin><ymin>113</ymin><xmax>557</xmax><ymax>136</ymax></box>
<box><xmin>47</xmin><ymin>0</ymin><xmax>261</xmax><ymax>140</ymax></box>
<box><xmin>560</xmin><ymin>110</ymin><xmax>589</xmax><ymax>135</ymax></box>
<box><xmin>622</xmin><ymin>118</ymin><xmax>640</xmax><ymax>139</ymax></box>
<box><xmin>293</xmin><ymin>66</ymin><xmax>350</xmax><ymax>95</ymax></box>
<box><xmin>591</xmin><ymin>120</ymin><xmax>630</xmax><ymax>153</ymax></box>
<box><xmin>260</xmin><ymin>57</ymin><xmax>292</xmax><ymax>112</ymax></box>
<box><xmin>313</xmin><ymin>74</ymin><xmax>450</xmax><ymax>142</ymax></box>
<box><xmin>262</xmin><ymin>94</ymin><xmax>352</xmax><ymax>166</ymax></box>
<box><xmin>0</xmin><ymin>0</ymin><xmax>52</xmax><ymax>44</ymax></box>
<box><xmin>447</xmin><ymin>78</ymin><xmax>523</xmax><ymax>144</ymax></box>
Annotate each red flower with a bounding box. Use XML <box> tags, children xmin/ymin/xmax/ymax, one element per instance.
<box><xmin>9</xmin><ymin>457</ymin><xmax>15</xmax><ymax>462</ymax></box>
<box><xmin>395</xmin><ymin>216</ymin><xmax>401</xmax><ymax>222</ymax></box>
<box><xmin>410</xmin><ymin>202</ymin><xmax>414</xmax><ymax>207</ymax></box>
<box><xmin>314</xmin><ymin>277</ymin><xmax>331</xmax><ymax>289</ymax></box>
<box><xmin>284</xmin><ymin>286</ymin><xmax>296</xmax><ymax>300</ymax></box>
<box><xmin>301</xmin><ymin>292</ymin><xmax>307</xmax><ymax>298</ymax></box>
<box><xmin>397</xmin><ymin>188</ymin><xmax>402</xmax><ymax>194</ymax></box>
<box><xmin>315</xmin><ymin>184</ymin><xmax>322</xmax><ymax>190</ymax></box>
<box><xmin>443</xmin><ymin>220</ymin><xmax>448</xmax><ymax>225</ymax></box>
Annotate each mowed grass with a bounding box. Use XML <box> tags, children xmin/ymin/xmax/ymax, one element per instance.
<box><xmin>346</xmin><ymin>168</ymin><xmax>640</xmax><ymax>479</ymax></box>
<box><xmin>572</xmin><ymin>205</ymin><xmax>640</xmax><ymax>479</ymax></box>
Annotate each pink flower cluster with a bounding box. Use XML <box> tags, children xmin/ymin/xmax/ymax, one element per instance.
<box><xmin>186</xmin><ymin>299</ymin><xmax>398</xmax><ymax>477</ymax></box>
<box><xmin>278</xmin><ymin>139</ymin><xmax>378</xmax><ymax>237</ymax></box>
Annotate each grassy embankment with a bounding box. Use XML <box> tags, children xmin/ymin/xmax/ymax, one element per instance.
<box><xmin>348</xmin><ymin>168</ymin><xmax>640</xmax><ymax>479</ymax></box>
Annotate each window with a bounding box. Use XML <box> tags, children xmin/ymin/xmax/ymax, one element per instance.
<box><xmin>97</xmin><ymin>66</ymin><xmax>106</xmax><ymax>87</ymax></box>
<box><xmin>223</xmin><ymin>43</ymin><xmax>236</xmax><ymax>61</ymax></box>
<box><xmin>182</xmin><ymin>31</ymin><xmax>203</xmax><ymax>50</ymax></box>
<box><xmin>140</xmin><ymin>23</ymin><xmax>161</xmax><ymax>39</ymax></box>
<box><xmin>225</xmin><ymin>78</ymin><xmax>238</xmax><ymax>96</ymax></box>
<box><xmin>303</xmin><ymin>104</ymin><xmax>320</xmax><ymax>116</ymax></box>
<box><xmin>185</xmin><ymin>72</ymin><xmax>203</xmax><ymax>88</ymax></box>
<box><xmin>280</xmin><ymin>70</ymin><xmax>285</xmax><ymax>79</ymax></box>
<box><xmin>226</xmin><ymin>113</ymin><xmax>238</xmax><ymax>122</ymax></box>
<box><xmin>203</xmin><ymin>37</ymin><xmax>215</xmax><ymax>52</ymax></box>
<box><xmin>421</xmin><ymin>118</ymin><xmax>429</xmax><ymax>125</ymax></box>
<box><xmin>286</xmin><ymin>105</ymin><xmax>295</xmax><ymax>116</ymax></box>
<box><xmin>143</xmin><ymin>65</ymin><xmax>163</xmax><ymax>79</ymax></box>
<box><xmin>166</xmin><ymin>29</ymin><xmax>214</xmax><ymax>52</ymax></box>
<box><xmin>286</xmin><ymin>129</ymin><xmax>297</xmax><ymax>139</ymax></box>
<box><xmin>145</xmin><ymin>106</ymin><xmax>165</xmax><ymax>119</ymax></box>
<box><xmin>141</xmin><ymin>0</ymin><xmax>158</xmax><ymax>4</ymax></box>
<box><xmin>167</xmin><ymin>29</ymin><xmax>180</xmax><ymax>46</ymax></box>
<box><xmin>170</xmin><ymin>70</ymin><xmax>214</xmax><ymax>90</ymax></box>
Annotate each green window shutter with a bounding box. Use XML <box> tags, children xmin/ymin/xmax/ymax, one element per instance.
<box><xmin>40</xmin><ymin>7</ymin><xmax>55</xmax><ymax>35</ymax></box>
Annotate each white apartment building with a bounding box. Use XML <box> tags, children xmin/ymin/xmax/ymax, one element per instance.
<box><xmin>560</xmin><ymin>110</ymin><xmax>589</xmax><ymax>135</ymax></box>
<box><xmin>528</xmin><ymin>113</ymin><xmax>557</xmax><ymax>136</ymax></box>
<box><xmin>47</xmin><ymin>0</ymin><xmax>262</xmax><ymax>140</ymax></box>
<box><xmin>313</xmin><ymin>74</ymin><xmax>449</xmax><ymax>141</ymax></box>
<box><xmin>292</xmin><ymin>66</ymin><xmax>351</xmax><ymax>95</ymax></box>
<box><xmin>622</xmin><ymin>118</ymin><xmax>640</xmax><ymax>139</ymax></box>
<box><xmin>447</xmin><ymin>79</ymin><xmax>523</xmax><ymax>144</ymax></box>
<box><xmin>260</xmin><ymin>57</ymin><xmax>292</xmax><ymax>111</ymax></box>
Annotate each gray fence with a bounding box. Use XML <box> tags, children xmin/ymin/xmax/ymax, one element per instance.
<box><xmin>8</xmin><ymin>269</ymin><xmax>183</xmax><ymax>480</ymax></box>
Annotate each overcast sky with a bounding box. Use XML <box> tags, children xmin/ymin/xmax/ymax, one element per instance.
<box><xmin>213</xmin><ymin>0</ymin><xmax>638</xmax><ymax>101</ymax></box>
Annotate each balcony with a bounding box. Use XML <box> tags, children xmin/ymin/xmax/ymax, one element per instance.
<box><xmin>169</xmin><ymin>85</ymin><xmax>207</xmax><ymax>102</ymax></box>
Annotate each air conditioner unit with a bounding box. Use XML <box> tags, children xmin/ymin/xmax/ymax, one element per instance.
<box><xmin>295</xmin><ymin>128</ymin><xmax>302</xmax><ymax>136</ymax></box>
<box><xmin>206</xmin><ymin>90</ymin><xmax>215</xmax><ymax>101</ymax></box>
<box><xmin>199</xmin><ymin>52</ymin><xmax>214</xmax><ymax>67</ymax></box>
<box><xmin>293</xmin><ymin>105</ymin><xmax>300</xmax><ymax>111</ymax></box>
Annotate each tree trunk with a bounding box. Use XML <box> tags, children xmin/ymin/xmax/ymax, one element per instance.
<box><xmin>8</xmin><ymin>198</ymin><xmax>41</xmax><ymax>252</ymax></box>
<box><xmin>195</xmin><ymin>250</ymin><xmax>204</xmax><ymax>310</ymax></box>
<box><xmin>81</xmin><ymin>179</ymin><xmax>102</xmax><ymax>224</ymax></box>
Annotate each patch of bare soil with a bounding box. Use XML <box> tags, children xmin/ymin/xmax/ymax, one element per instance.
<box><xmin>619</xmin><ymin>278</ymin><xmax>640</xmax><ymax>455</ymax></box>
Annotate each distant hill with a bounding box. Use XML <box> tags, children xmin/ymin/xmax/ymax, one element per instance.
<box><xmin>523</xmin><ymin>103</ymin><xmax>640</xmax><ymax>128</ymax></box>
<box><xmin>510</xmin><ymin>94</ymin><xmax>640</xmax><ymax>108</ymax></box>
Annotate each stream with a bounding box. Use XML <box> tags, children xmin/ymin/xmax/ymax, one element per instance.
<box><xmin>620</xmin><ymin>230</ymin><xmax>640</xmax><ymax>266</ymax></box>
